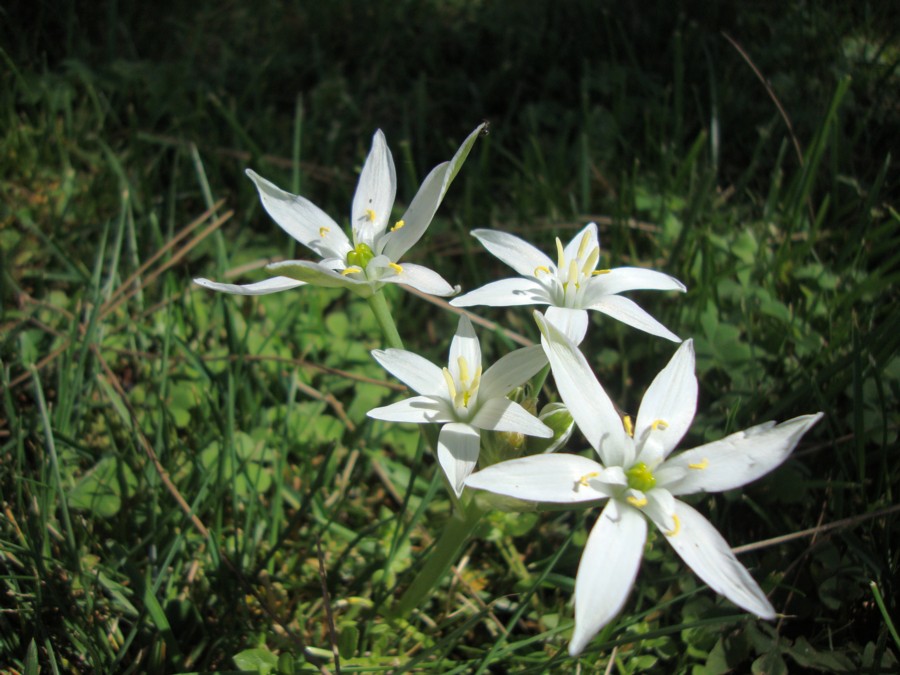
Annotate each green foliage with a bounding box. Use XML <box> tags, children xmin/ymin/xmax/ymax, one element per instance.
<box><xmin>2</xmin><ymin>1</ymin><xmax>898</xmax><ymax>673</ymax></box>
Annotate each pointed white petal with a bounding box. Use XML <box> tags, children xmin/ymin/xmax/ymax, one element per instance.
<box><xmin>464</xmin><ymin>454</ymin><xmax>612</xmax><ymax>503</ymax></box>
<box><xmin>534</xmin><ymin>311</ymin><xmax>629</xmax><ymax>466</ymax></box>
<box><xmin>450</xmin><ymin>278</ymin><xmax>549</xmax><ymax>308</ymax></box>
<box><xmin>438</xmin><ymin>422</ymin><xmax>481</xmax><ymax>497</ymax></box>
<box><xmin>562</xmin><ymin>222</ymin><xmax>599</xmax><ymax>263</ymax></box>
<box><xmin>448</xmin><ymin>315</ymin><xmax>481</xmax><ymax>382</ymax></box>
<box><xmin>479</xmin><ymin>345</ymin><xmax>547</xmax><ymax>400</ymax></box>
<box><xmin>351</xmin><ymin>130</ymin><xmax>396</xmax><ymax>243</ymax></box>
<box><xmin>193</xmin><ymin>276</ymin><xmax>306</xmax><ymax>295</ymax></box>
<box><xmin>587</xmin><ymin>267</ymin><xmax>687</xmax><ymax>298</ymax></box>
<box><xmin>569</xmin><ymin>500</ymin><xmax>647</xmax><ymax>656</ymax></box>
<box><xmin>471</xmin><ymin>229</ymin><xmax>555</xmax><ymax>277</ymax></box>
<box><xmin>266</xmin><ymin>260</ymin><xmax>375</xmax><ymax>297</ymax></box>
<box><xmin>438</xmin><ymin>123</ymin><xmax>486</xmax><ymax>202</ymax></box>
<box><xmin>661</xmin><ymin>413</ymin><xmax>824</xmax><ymax>495</ymax></box>
<box><xmin>656</xmin><ymin>500</ymin><xmax>775</xmax><ymax>619</ymax></box>
<box><xmin>380</xmin><ymin>262</ymin><xmax>458</xmax><ymax>297</ymax></box>
<box><xmin>634</xmin><ymin>340</ymin><xmax>697</xmax><ymax>461</ymax></box>
<box><xmin>245</xmin><ymin>170</ymin><xmax>350</xmax><ymax>259</ymax></box>
<box><xmin>588</xmin><ymin>295</ymin><xmax>681</xmax><ymax>342</ymax></box>
<box><xmin>367</xmin><ymin>395</ymin><xmax>453</xmax><ymax>425</ymax></box>
<box><xmin>371</xmin><ymin>349</ymin><xmax>444</xmax><ymax>396</ymax></box>
<box><xmin>545</xmin><ymin>306</ymin><xmax>590</xmax><ymax>345</ymax></box>
<box><xmin>471</xmin><ymin>398</ymin><xmax>552</xmax><ymax>437</ymax></box>
<box><xmin>382</xmin><ymin>123</ymin><xmax>485</xmax><ymax>259</ymax></box>
<box><xmin>382</xmin><ymin>162</ymin><xmax>448</xmax><ymax>260</ymax></box>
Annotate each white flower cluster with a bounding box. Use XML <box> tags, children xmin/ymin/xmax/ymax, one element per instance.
<box><xmin>196</xmin><ymin>126</ymin><xmax>822</xmax><ymax>658</ymax></box>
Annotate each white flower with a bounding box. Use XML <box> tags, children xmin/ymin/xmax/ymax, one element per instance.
<box><xmin>450</xmin><ymin>223</ymin><xmax>686</xmax><ymax>344</ymax></box>
<box><xmin>465</xmin><ymin>313</ymin><xmax>823</xmax><ymax>656</ymax></box>
<box><xmin>195</xmin><ymin>125</ymin><xmax>485</xmax><ymax>298</ymax></box>
<box><xmin>367</xmin><ymin>315</ymin><xmax>552</xmax><ymax>496</ymax></box>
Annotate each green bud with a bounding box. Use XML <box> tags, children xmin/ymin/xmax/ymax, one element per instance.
<box><xmin>525</xmin><ymin>402</ymin><xmax>574</xmax><ymax>454</ymax></box>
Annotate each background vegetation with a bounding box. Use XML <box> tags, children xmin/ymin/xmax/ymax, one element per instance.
<box><xmin>2</xmin><ymin>0</ymin><xmax>898</xmax><ymax>672</ymax></box>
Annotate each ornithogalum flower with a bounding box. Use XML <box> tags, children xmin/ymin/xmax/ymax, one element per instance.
<box><xmin>367</xmin><ymin>315</ymin><xmax>552</xmax><ymax>496</ymax></box>
<box><xmin>195</xmin><ymin>125</ymin><xmax>484</xmax><ymax>298</ymax></box>
<box><xmin>450</xmin><ymin>223</ymin><xmax>685</xmax><ymax>344</ymax></box>
<box><xmin>465</xmin><ymin>313</ymin><xmax>823</xmax><ymax>656</ymax></box>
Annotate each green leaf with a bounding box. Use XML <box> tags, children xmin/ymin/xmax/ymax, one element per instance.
<box><xmin>233</xmin><ymin>647</ymin><xmax>279</xmax><ymax>674</ymax></box>
<box><xmin>67</xmin><ymin>455</ymin><xmax>136</xmax><ymax>518</ymax></box>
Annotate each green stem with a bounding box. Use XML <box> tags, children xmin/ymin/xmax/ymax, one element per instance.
<box><xmin>391</xmin><ymin>496</ymin><xmax>484</xmax><ymax>620</ymax></box>
<box><xmin>367</xmin><ymin>290</ymin><xmax>404</xmax><ymax>349</ymax></box>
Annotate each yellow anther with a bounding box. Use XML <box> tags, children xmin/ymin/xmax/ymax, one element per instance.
<box><xmin>591</xmin><ymin>269</ymin><xmax>611</xmax><ymax>276</ymax></box>
<box><xmin>388</xmin><ymin>262</ymin><xmax>403</xmax><ymax>274</ymax></box>
<box><xmin>626</xmin><ymin>495</ymin><xmax>648</xmax><ymax>507</ymax></box>
<box><xmin>623</xmin><ymin>415</ymin><xmax>634</xmax><ymax>437</ymax></box>
<box><xmin>577</xmin><ymin>232</ymin><xmax>592</xmax><ymax>259</ymax></box>
<box><xmin>365</xmin><ymin>209</ymin><xmax>376</xmax><ymax>222</ymax></box>
<box><xmin>688</xmin><ymin>458</ymin><xmax>709</xmax><ymax>470</ymax></box>
<box><xmin>390</xmin><ymin>219</ymin><xmax>405</xmax><ymax>231</ymax></box>
<box><xmin>578</xmin><ymin>471</ymin><xmax>600</xmax><ymax>486</ymax></box>
<box><xmin>457</xmin><ymin>356</ymin><xmax>470</xmax><ymax>384</ymax></box>
<box><xmin>652</xmin><ymin>419</ymin><xmax>669</xmax><ymax>431</ymax></box>
<box><xmin>319</xmin><ymin>227</ymin><xmax>330</xmax><ymax>238</ymax></box>
<box><xmin>534</xmin><ymin>265</ymin><xmax>551</xmax><ymax>276</ymax></box>
<box><xmin>664</xmin><ymin>515</ymin><xmax>681</xmax><ymax>537</ymax></box>
<box><xmin>341</xmin><ymin>266</ymin><xmax>362</xmax><ymax>276</ymax></box>
<box><xmin>555</xmin><ymin>237</ymin><xmax>566</xmax><ymax>269</ymax></box>
<box><xmin>442</xmin><ymin>367</ymin><xmax>457</xmax><ymax>402</ymax></box>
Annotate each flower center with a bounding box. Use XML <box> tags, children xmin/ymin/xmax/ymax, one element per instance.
<box><xmin>346</xmin><ymin>242</ymin><xmax>375</xmax><ymax>271</ymax></box>
<box><xmin>442</xmin><ymin>355</ymin><xmax>482</xmax><ymax>410</ymax></box>
<box><xmin>545</xmin><ymin>232</ymin><xmax>603</xmax><ymax>307</ymax></box>
<box><xmin>625</xmin><ymin>462</ymin><xmax>656</xmax><ymax>492</ymax></box>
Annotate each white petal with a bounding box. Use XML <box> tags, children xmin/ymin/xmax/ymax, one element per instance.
<box><xmin>464</xmin><ymin>454</ymin><xmax>612</xmax><ymax>503</ymax></box>
<box><xmin>266</xmin><ymin>260</ymin><xmax>375</xmax><ymax>297</ymax></box>
<box><xmin>569</xmin><ymin>500</ymin><xmax>647</xmax><ymax>656</ymax></box>
<box><xmin>545</xmin><ymin>306</ymin><xmax>589</xmax><ymax>345</ymax></box>
<box><xmin>562</xmin><ymin>222</ymin><xmax>599</xmax><ymax>263</ymax></box>
<box><xmin>245</xmin><ymin>170</ymin><xmax>350</xmax><ymax>259</ymax></box>
<box><xmin>351</xmin><ymin>130</ymin><xmax>396</xmax><ymax>243</ymax></box>
<box><xmin>380</xmin><ymin>262</ymin><xmax>459</xmax><ymax>296</ymax></box>
<box><xmin>656</xmin><ymin>500</ymin><xmax>775</xmax><ymax>619</ymax></box>
<box><xmin>588</xmin><ymin>295</ymin><xmax>681</xmax><ymax>342</ymax></box>
<box><xmin>661</xmin><ymin>413</ymin><xmax>824</xmax><ymax>495</ymax></box>
<box><xmin>450</xmin><ymin>278</ymin><xmax>549</xmax><ymax>308</ymax></box>
<box><xmin>371</xmin><ymin>349</ymin><xmax>444</xmax><ymax>396</ymax></box>
<box><xmin>634</xmin><ymin>340</ymin><xmax>697</xmax><ymax>462</ymax></box>
<box><xmin>471</xmin><ymin>398</ymin><xmax>552</xmax><ymax>437</ymax></box>
<box><xmin>471</xmin><ymin>229</ymin><xmax>554</xmax><ymax>277</ymax></box>
<box><xmin>367</xmin><ymin>395</ymin><xmax>453</xmax><ymax>425</ymax></box>
<box><xmin>193</xmin><ymin>276</ymin><xmax>306</xmax><ymax>295</ymax></box>
<box><xmin>479</xmin><ymin>345</ymin><xmax>547</xmax><ymax>401</ymax></box>
<box><xmin>448</xmin><ymin>315</ymin><xmax>481</xmax><ymax>382</ymax></box>
<box><xmin>534</xmin><ymin>311</ymin><xmax>629</xmax><ymax>467</ymax></box>
<box><xmin>381</xmin><ymin>123</ymin><xmax>484</xmax><ymax>257</ymax></box>
<box><xmin>438</xmin><ymin>423</ymin><xmax>481</xmax><ymax>497</ymax></box>
<box><xmin>587</xmin><ymin>267</ymin><xmax>686</xmax><ymax>298</ymax></box>
<box><xmin>381</xmin><ymin>162</ymin><xmax>447</xmax><ymax>260</ymax></box>
<box><xmin>438</xmin><ymin>123</ymin><xmax>486</xmax><ymax>202</ymax></box>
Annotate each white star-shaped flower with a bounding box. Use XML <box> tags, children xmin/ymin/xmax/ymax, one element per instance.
<box><xmin>450</xmin><ymin>223</ymin><xmax>685</xmax><ymax>343</ymax></box>
<box><xmin>195</xmin><ymin>125</ymin><xmax>484</xmax><ymax>298</ymax></box>
<box><xmin>466</xmin><ymin>313</ymin><xmax>823</xmax><ymax>655</ymax></box>
<box><xmin>367</xmin><ymin>315</ymin><xmax>552</xmax><ymax>496</ymax></box>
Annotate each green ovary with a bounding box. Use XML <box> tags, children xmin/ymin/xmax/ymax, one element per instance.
<box><xmin>625</xmin><ymin>462</ymin><xmax>656</xmax><ymax>492</ymax></box>
<box><xmin>346</xmin><ymin>243</ymin><xmax>375</xmax><ymax>269</ymax></box>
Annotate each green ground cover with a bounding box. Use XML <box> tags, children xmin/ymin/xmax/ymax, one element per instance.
<box><xmin>2</xmin><ymin>1</ymin><xmax>898</xmax><ymax>672</ymax></box>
